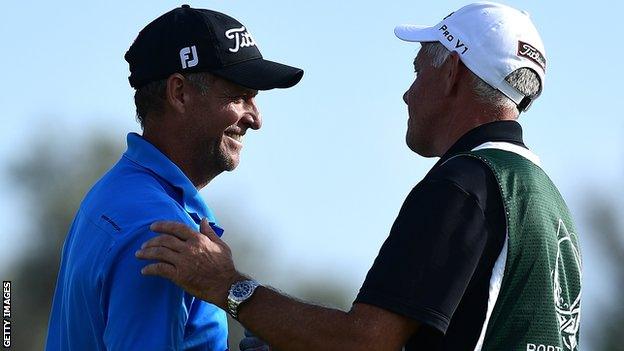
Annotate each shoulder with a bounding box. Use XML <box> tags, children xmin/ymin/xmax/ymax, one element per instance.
<box><xmin>431</xmin><ymin>155</ymin><xmax>494</xmax><ymax>192</ymax></box>
<box><xmin>414</xmin><ymin>155</ymin><xmax>499</xmax><ymax>211</ymax></box>
<box><xmin>79</xmin><ymin>159</ymin><xmax>192</xmax><ymax>236</ymax></box>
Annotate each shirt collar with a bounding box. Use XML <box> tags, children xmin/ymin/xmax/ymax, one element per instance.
<box><xmin>438</xmin><ymin>120</ymin><xmax>525</xmax><ymax>164</ymax></box>
<box><xmin>123</xmin><ymin>133</ymin><xmax>217</xmax><ymax>226</ymax></box>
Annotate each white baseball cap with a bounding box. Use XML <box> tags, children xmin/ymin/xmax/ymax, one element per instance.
<box><xmin>395</xmin><ymin>1</ymin><xmax>546</xmax><ymax>111</ymax></box>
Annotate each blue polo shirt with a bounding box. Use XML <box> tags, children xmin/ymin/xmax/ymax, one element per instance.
<box><xmin>45</xmin><ymin>133</ymin><xmax>228</xmax><ymax>351</ymax></box>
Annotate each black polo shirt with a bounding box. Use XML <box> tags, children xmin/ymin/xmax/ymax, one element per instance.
<box><xmin>355</xmin><ymin>120</ymin><xmax>527</xmax><ymax>350</ymax></box>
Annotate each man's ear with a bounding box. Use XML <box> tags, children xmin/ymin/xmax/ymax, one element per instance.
<box><xmin>442</xmin><ymin>51</ymin><xmax>462</xmax><ymax>96</ymax></box>
<box><xmin>165</xmin><ymin>73</ymin><xmax>188</xmax><ymax>114</ymax></box>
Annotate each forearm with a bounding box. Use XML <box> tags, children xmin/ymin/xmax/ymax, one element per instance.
<box><xmin>136</xmin><ymin>223</ymin><xmax>415</xmax><ymax>349</ymax></box>
<box><xmin>235</xmin><ymin>286</ymin><xmax>377</xmax><ymax>351</ymax></box>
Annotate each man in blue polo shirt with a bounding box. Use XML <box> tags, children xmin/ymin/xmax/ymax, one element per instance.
<box><xmin>45</xmin><ymin>5</ymin><xmax>302</xmax><ymax>351</ymax></box>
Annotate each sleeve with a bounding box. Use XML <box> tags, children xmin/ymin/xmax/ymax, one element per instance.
<box><xmin>354</xmin><ymin>179</ymin><xmax>489</xmax><ymax>334</ymax></box>
<box><xmin>101</xmin><ymin>216</ymin><xmax>195</xmax><ymax>351</ymax></box>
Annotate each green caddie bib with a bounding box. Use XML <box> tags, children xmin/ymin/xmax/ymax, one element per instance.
<box><xmin>458</xmin><ymin>143</ymin><xmax>581</xmax><ymax>351</ymax></box>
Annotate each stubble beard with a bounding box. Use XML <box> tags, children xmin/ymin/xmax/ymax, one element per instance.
<box><xmin>205</xmin><ymin>136</ymin><xmax>237</xmax><ymax>174</ymax></box>
<box><xmin>186</xmin><ymin>134</ymin><xmax>239</xmax><ymax>188</ymax></box>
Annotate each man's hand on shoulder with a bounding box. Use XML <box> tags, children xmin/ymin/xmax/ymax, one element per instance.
<box><xmin>135</xmin><ymin>218</ymin><xmax>242</xmax><ymax>308</ymax></box>
<box><xmin>135</xmin><ymin>219</ymin><xmax>421</xmax><ymax>350</ymax></box>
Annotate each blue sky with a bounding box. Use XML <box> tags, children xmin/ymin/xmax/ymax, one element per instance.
<box><xmin>1</xmin><ymin>0</ymin><xmax>622</xmax><ymax>345</ymax></box>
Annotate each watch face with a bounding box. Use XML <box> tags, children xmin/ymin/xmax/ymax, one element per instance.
<box><xmin>232</xmin><ymin>281</ymin><xmax>254</xmax><ymax>300</ymax></box>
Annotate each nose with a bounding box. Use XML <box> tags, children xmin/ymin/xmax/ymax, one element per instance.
<box><xmin>240</xmin><ymin>97</ymin><xmax>262</xmax><ymax>130</ymax></box>
<box><xmin>403</xmin><ymin>80</ymin><xmax>416</xmax><ymax>105</ymax></box>
<box><xmin>403</xmin><ymin>79</ymin><xmax>416</xmax><ymax>105</ymax></box>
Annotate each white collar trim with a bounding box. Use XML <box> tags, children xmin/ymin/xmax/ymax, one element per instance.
<box><xmin>471</xmin><ymin>142</ymin><xmax>542</xmax><ymax>167</ymax></box>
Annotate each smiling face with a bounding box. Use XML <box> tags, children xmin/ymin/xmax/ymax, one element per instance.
<box><xmin>185</xmin><ymin>75</ymin><xmax>261</xmax><ymax>176</ymax></box>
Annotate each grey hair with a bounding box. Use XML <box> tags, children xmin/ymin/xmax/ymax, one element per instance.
<box><xmin>419</xmin><ymin>42</ymin><xmax>541</xmax><ymax>111</ymax></box>
<box><xmin>134</xmin><ymin>72</ymin><xmax>213</xmax><ymax>128</ymax></box>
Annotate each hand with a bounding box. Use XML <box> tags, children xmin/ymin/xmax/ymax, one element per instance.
<box><xmin>240</xmin><ymin>329</ymin><xmax>271</xmax><ymax>351</ymax></box>
<box><xmin>135</xmin><ymin>219</ymin><xmax>243</xmax><ymax>307</ymax></box>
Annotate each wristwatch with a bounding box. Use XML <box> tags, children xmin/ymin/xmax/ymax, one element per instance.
<box><xmin>227</xmin><ymin>279</ymin><xmax>260</xmax><ymax>319</ymax></box>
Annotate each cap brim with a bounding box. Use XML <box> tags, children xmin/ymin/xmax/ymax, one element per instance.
<box><xmin>211</xmin><ymin>58</ymin><xmax>303</xmax><ymax>91</ymax></box>
<box><xmin>394</xmin><ymin>24</ymin><xmax>438</xmax><ymax>42</ymax></box>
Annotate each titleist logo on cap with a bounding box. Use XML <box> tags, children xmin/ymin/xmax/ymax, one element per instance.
<box><xmin>518</xmin><ymin>41</ymin><xmax>546</xmax><ymax>71</ymax></box>
<box><xmin>225</xmin><ymin>26</ymin><xmax>256</xmax><ymax>53</ymax></box>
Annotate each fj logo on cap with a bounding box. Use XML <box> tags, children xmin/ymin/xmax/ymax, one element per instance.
<box><xmin>180</xmin><ymin>46</ymin><xmax>199</xmax><ymax>69</ymax></box>
<box><xmin>225</xmin><ymin>26</ymin><xmax>256</xmax><ymax>53</ymax></box>
<box><xmin>518</xmin><ymin>41</ymin><xmax>546</xmax><ymax>71</ymax></box>
<box><xmin>438</xmin><ymin>25</ymin><xmax>468</xmax><ymax>54</ymax></box>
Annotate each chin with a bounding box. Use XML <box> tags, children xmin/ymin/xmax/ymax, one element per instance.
<box><xmin>406</xmin><ymin>133</ymin><xmax>419</xmax><ymax>153</ymax></box>
<box><xmin>224</xmin><ymin>163</ymin><xmax>238</xmax><ymax>172</ymax></box>
<box><xmin>221</xmin><ymin>154</ymin><xmax>240</xmax><ymax>172</ymax></box>
<box><xmin>211</xmin><ymin>144</ymin><xmax>241</xmax><ymax>172</ymax></box>
<box><xmin>406</xmin><ymin>136</ymin><xmax>436</xmax><ymax>158</ymax></box>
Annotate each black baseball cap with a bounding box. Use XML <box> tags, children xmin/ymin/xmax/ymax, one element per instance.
<box><xmin>125</xmin><ymin>5</ymin><xmax>304</xmax><ymax>90</ymax></box>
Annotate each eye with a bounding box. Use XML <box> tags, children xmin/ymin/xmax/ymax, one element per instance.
<box><xmin>224</xmin><ymin>89</ymin><xmax>257</xmax><ymax>103</ymax></box>
<box><xmin>226</xmin><ymin>95</ymin><xmax>245</xmax><ymax>103</ymax></box>
<box><xmin>237</xmin><ymin>92</ymin><xmax>257</xmax><ymax>103</ymax></box>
